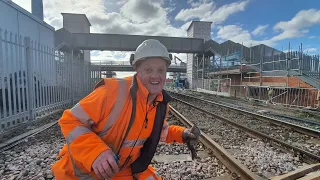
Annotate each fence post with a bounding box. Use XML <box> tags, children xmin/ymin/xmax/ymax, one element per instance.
<box><xmin>202</xmin><ymin>54</ymin><xmax>204</xmax><ymax>89</ymax></box>
<box><xmin>25</xmin><ymin>37</ymin><xmax>35</xmax><ymax>120</ymax></box>
<box><xmin>71</xmin><ymin>50</ymin><xmax>74</xmax><ymax>104</ymax></box>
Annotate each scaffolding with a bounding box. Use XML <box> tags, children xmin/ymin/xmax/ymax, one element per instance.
<box><xmin>193</xmin><ymin>41</ymin><xmax>320</xmax><ymax>108</ymax></box>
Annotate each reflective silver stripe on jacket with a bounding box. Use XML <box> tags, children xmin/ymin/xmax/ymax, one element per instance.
<box><xmin>70</xmin><ymin>103</ymin><xmax>95</xmax><ymax>126</ymax></box>
<box><xmin>98</xmin><ymin>79</ymin><xmax>128</xmax><ymax>137</ymax></box>
<box><xmin>66</xmin><ymin>126</ymin><xmax>95</xmax><ymax>179</ymax></box>
<box><xmin>146</xmin><ymin>175</ymin><xmax>155</xmax><ymax>180</ymax></box>
<box><xmin>66</xmin><ymin>126</ymin><xmax>92</xmax><ymax>144</ymax></box>
<box><xmin>65</xmin><ymin>78</ymin><xmax>131</xmax><ymax>179</ymax></box>
<box><xmin>122</xmin><ymin>138</ymin><xmax>147</xmax><ymax>148</ymax></box>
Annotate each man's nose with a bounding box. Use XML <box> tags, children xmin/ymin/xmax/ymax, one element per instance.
<box><xmin>150</xmin><ymin>72</ymin><xmax>161</xmax><ymax>77</ymax></box>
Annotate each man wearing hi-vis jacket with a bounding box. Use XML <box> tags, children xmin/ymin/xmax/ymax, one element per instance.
<box><xmin>51</xmin><ymin>39</ymin><xmax>199</xmax><ymax>180</ymax></box>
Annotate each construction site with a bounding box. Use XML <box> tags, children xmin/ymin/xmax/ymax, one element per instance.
<box><xmin>184</xmin><ymin>21</ymin><xmax>320</xmax><ymax>109</ymax></box>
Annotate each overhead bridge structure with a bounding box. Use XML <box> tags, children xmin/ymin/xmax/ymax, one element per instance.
<box><xmin>91</xmin><ymin>64</ymin><xmax>187</xmax><ymax>73</ymax></box>
<box><xmin>55</xmin><ymin>28</ymin><xmax>205</xmax><ymax>53</ymax></box>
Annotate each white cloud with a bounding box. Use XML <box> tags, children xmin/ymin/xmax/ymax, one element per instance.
<box><xmin>180</xmin><ymin>21</ymin><xmax>193</xmax><ymax>31</ymax></box>
<box><xmin>216</xmin><ymin>25</ymin><xmax>274</xmax><ymax>47</ymax></box>
<box><xmin>303</xmin><ymin>48</ymin><xmax>317</xmax><ymax>53</ymax></box>
<box><xmin>11</xmin><ymin>0</ymin><xmax>185</xmax><ymax>38</ymax></box>
<box><xmin>217</xmin><ymin>8</ymin><xmax>320</xmax><ymax>48</ymax></box>
<box><xmin>252</xmin><ymin>24</ymin><xmax>268</xmax><ymax>36</ymax></box>
<box><xmin>91</xmin><ymin>51</ymin><xmax>133</xmax><ymax>62</ymax></box>
<box><xmin>201</xmin><ymin>1</ymin><xmax>249</xmax><ymax>24</ymax></box>
<box><xmin>187</xmin><ymin>0</ymin><xmax>214</xmax><ymax>8</ymax></box>
<box><xmin>176</xmin><ymin>0</ymin><xmax>250</xmax><ymax>26</ymax></box>
<box><xmin>175</xmin><ymin>2</ymin><xmax>214</xmax><ymax>21</ymax></box>
<box><xmin>308</xmin><ymin>36</ymin><xmax>317</xmax><ymax>39</ymax></box>
<box><xmin>271</xmin><ymin>9</ymin><xmax>320</xmax><ymax>41</ymax></box>
<box><xmin>12</xmin><ymin>0</ymin><xmax>31</xmax><ymax>12</ymax></box>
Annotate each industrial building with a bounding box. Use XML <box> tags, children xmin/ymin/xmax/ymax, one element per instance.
<box><xmin>185</xmin><ymin>21</ymin><xmax>319</xmax><ymax>108</ymax></box>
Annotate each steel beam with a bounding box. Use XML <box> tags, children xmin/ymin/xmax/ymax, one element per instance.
<box><xmin>71</xmin><ymin>33</ymin><xmax>204</xmax><ymax>53</ymax></box>
<box><xmin>91</xmin><ymin>65</ymin><xmax>186</xmax><ymax>73</ymax></box>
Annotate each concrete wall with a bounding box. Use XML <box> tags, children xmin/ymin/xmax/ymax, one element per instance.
<box><xmin>0</xmin><ymin>0</ymin><xmax>54</xmax><ymax>46</ymax></box>
<box><xmin>0</xmin><ymin>0</ymin><xmax>56</xmax><ymax>85</ymax></box>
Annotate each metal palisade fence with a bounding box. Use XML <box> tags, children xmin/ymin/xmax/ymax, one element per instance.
<box><xmin>0</xmin><ymin>28</ymin><xmax>94</xmax><ymax>131</ymax></box>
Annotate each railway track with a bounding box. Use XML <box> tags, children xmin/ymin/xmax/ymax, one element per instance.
<box><xmin>171</xmin><ymin>100</ymin><xmax>320</xmax><ymax>178</ymax></box>
<box><xmin>169</xmin><ymin>91</ymin><xmax>320</xmax><ymax>158</ymax></box>
<box><xmin>0</xmin><ymin>111</ymin><xmax>253</xmax><ymax>180</ymax></box>
<box><xmin>170</xmin><ymin>93</ymin><xmax>320</xmax><ymax>161</ymax></box>
<box><xmin>0</xmin><ymin>104</ymin><xmax>319</xmax><ymax>179</ymax></box>
<box><xmin>169</xmin><ymin>106</ymin><xmax>262</xmax><ymax>180</ymax></box>
<box><xmin>176</xmin><ymin>90</ymin><xmax>320</xmax><ymax>132</ymax></box>
<box><xmin>169</xmin><ymin>90</ymin><xmax>320</xmax><ymax>137</ymax></box>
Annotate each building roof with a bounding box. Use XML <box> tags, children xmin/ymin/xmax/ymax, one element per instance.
<box><xmin>61</xmin><ymin>13</ymin><xmax>92</xmax><ymax>26</ymax></box>
<box><xmin>186</xmin><ymin>21</ymin><xmax>212</xmax><ymax>32</ymax></box>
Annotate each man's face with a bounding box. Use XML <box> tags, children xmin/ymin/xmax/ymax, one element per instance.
<box><xmin>136</xmin><ymin>58</ymin><xmax>167</xmax><ymax>96</ymax></box>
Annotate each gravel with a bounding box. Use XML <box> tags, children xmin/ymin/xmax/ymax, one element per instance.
<box><xmin>0</xmin><ymin>111</ymin><xmax>63</xmax><ymax>143</ymax></box>
<box><xmin>170</xmin><ymin>101</ymin><xmax>306</xmax><ymax>179</ymax></box>
<box><xmin>172</xmin><ymin>93</ymin><xmax>320</xmax><ymax>156</ymax></box>
<box><xmin>178</xmin><ymin>90</ymin><xmax>320</xmax><ymax>131</ymax></box>
<box><xmin>0</xmin><ymin>112</ymin><xmax>231</xmax><ymax>180</ymax></box>
<box><xmin>0</xmin><ymin>124</ymin><xmax>63</xmax><ymax>180</ymax></box>
<box><xmin>153</xmin><ymin>157</ymin><xmax>228</xmax><ymax>180</ymax></box>
<box><xmin>153</xmin><ymin>116</ymin><xmax>232</xmax><ymax>179</ymax></box>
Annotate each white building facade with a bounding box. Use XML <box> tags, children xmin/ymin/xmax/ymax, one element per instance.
<box><xmin>186</xmin><ymin>21</ymin><xmax>212</xmax><ymax>88</ymax></box>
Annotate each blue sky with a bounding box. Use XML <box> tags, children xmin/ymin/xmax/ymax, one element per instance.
<box><xmin>13</xmin><ymin>0</ymin><xmax>320</xmax><ymax>58</ymax></box>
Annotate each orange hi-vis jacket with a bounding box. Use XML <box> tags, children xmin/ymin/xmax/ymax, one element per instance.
<box><xmin>52</xmin><ymin>75</ymin><xmax>186</xmax><ymax>180</ymax></box>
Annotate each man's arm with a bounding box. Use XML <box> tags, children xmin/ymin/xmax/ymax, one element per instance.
<box><xmin>58</xmin><ymin>85</ymin><xmax>111</xmax><ymax>172</ymax></box>
<box><xmin>160</xmin><ymin>105</ymin><xmax>185</xmax><ymax>144</ymax></box>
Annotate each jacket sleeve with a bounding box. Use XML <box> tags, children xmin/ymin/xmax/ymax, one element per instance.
<box><xmin>160</xmin><ymin>105</ymin><xmax>186</xmax><ymax>144</ymax></box>
<box><xmin>58</xmin><ymin>85</ymin><xmax>110</xmax><ymax>172</ymax></box>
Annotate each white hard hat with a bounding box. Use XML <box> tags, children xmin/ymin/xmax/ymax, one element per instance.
<box><xmin>130</xmin><ymin>39</ymin><xmax>172</xmax><ymax>67</ymax></box>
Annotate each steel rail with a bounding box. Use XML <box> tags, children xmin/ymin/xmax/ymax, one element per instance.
<box><xmin>0</xmin><ymin>121</ymin><xmax>58</xmax><ymax>152</ymax></box>
<box><xmin>171</xmin><ymin>97</ymin><xmax>320</xmax><ymax>163</ymax></box>
<box><xmin>269</xmin><ymin>113</ymin><xmax>320</xmax><ymax>127</ymax></box>
<box><xmin>169</xmin><ymin>105</ymin><xmax>263</xmax><ymax>180</ymax></box>
<box><xmin>169</xmin><ymin>91</ymin><xmax>320</xmax><ymax>138</ymax></box>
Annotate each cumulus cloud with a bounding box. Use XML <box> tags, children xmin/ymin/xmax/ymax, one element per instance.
<box><xmin>303</xmin><ymin>48</ymin><xmax>317</xmax><ymax>53</ymax></box>
<box><xmin>216</xmin><ymin>25</ymin><xmax>274</xmax><ymax>47</ymax></box>
<box><xmin>91</xmin><ymin>51</ymin><xmax>133</xmax><ymax>62</ymax></box>
<box><xmin>13</xmin><ymin>0</ymin><xmax>188</xmax><ymax>62</ymax></box>
<box><xmin>14</xmin><ymin>0</ymin><xmax>184</xmax><ymax>38</ymax></box>
<box><xmin>252</xmin><ymin>25</ymin><xmax>268</xmax><ymax>36</ymax></box>
<box><xmin>271</xmin><ymin>9</ymin><xmax>320</xmax><ymax>41</ymax></box>
<box><xmin>175</xmin><ymin>2</ymin><xmax>214</xmax><ymax>21</ymax></box>
<box><xmin>201</xmin><ymin>0</ymin><xmax>249</xmax><ymax>24</ymax></box>
<box><xmin>217</xmin><ymin>8</ymin><xmax>320</xmax><ymax>48</ymax></box>
<box><xmin>176</xmin><ymin>0</ymin><xmax>250</xmax><ymax>26</ymax></box>
<box><xmin>120</xmin><ymin>0</ymin><xmax>166</xmax><ymax>23</ymax></box>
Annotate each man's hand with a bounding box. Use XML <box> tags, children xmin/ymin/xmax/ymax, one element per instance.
<box><xmin>182</xmin><ymin>126</ymin><xmax>201</xmax><ymax>160</ymax></box>
<box><xmin>92</xmin><ymin>150</ymin><xmax>119</xmax><ymax>179</ymax></box>
<box><xmin>182</xmin><ymin>128</ymin><xmax>198</xmax><ymax>143</ymax></box>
